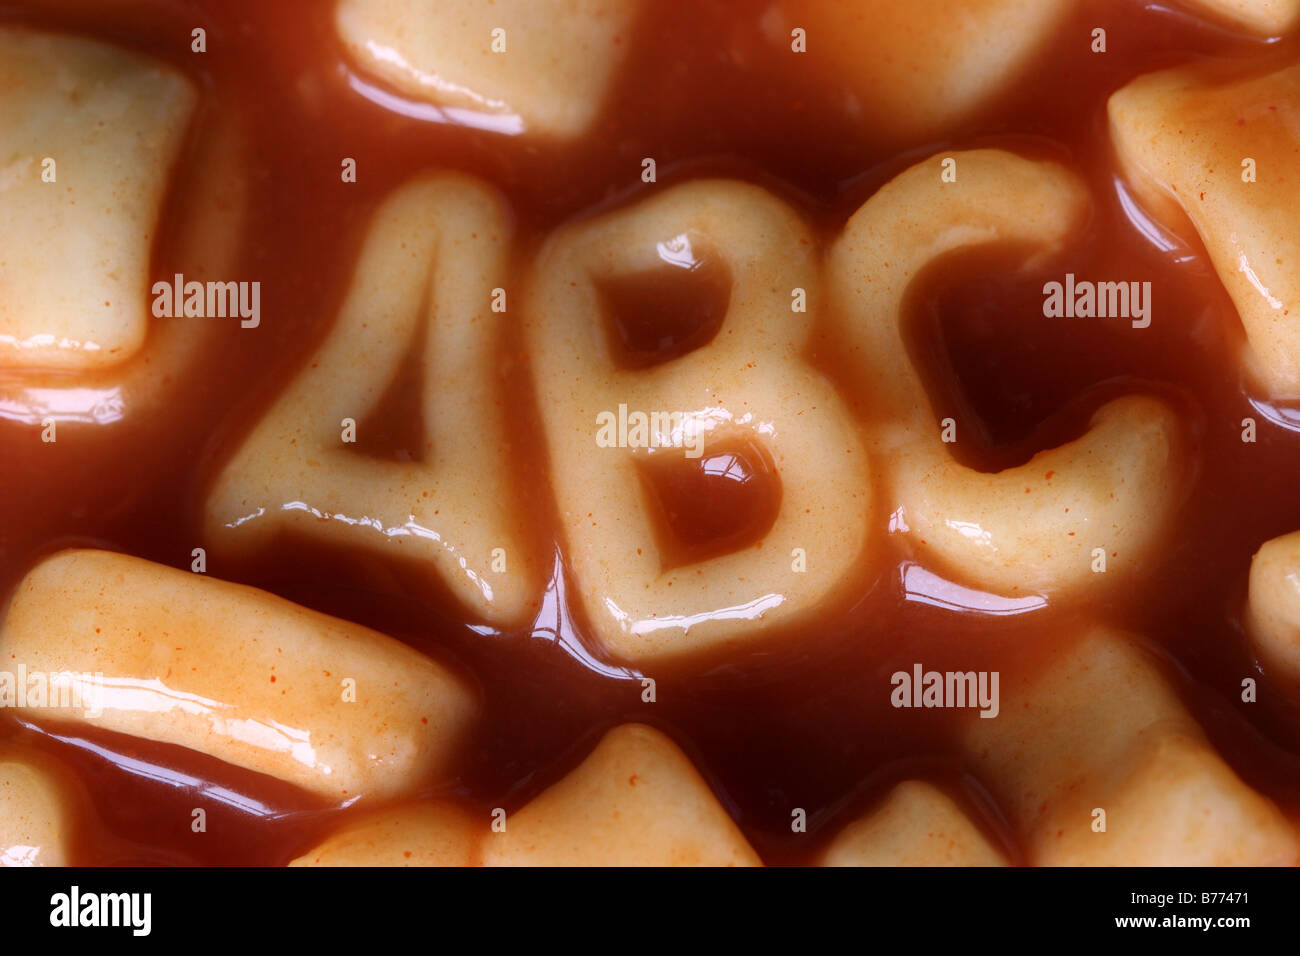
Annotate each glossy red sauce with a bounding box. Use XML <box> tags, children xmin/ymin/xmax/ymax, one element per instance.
<box><xmin>2</xmin><ymin>0</ymin><xmax>1300</xmax><ymax>865</ymax></box>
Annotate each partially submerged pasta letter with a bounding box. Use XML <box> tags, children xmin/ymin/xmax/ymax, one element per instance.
<box><xmin>205</xmin><ymin>173</ymin><xmax>538</xmax><ymax>625</ymax></box>
<box><xmin>482</xmin><ymin>724</ymin><xmax>760</xmax><ymax>866</ymax></box>
<box><xmin>1110</xmin><ymin>63</ymin><xmax>1300</xmax><ymax>398</ymax></box>
<box><xmin>1245</xmin><ymin>528</ymin><xmax>1300</xmax><ymax>683</ymax></box>
<box><xmin>1181</xmin><ymin>0</ymin><xmax>1300</xmax><ymax>35</ymax></box>
<box><xmin>0</xmin><ymin>755</ymin><xmax>76</xmax><ymax>867</ymax></box>
<box><xmin>829</xmin><ymin>150</ymin><xmax>1184</xmax><ymax>597</ymax></box>
<box><xmin>963</xmin><ymin>627</ymin><xmax>1296</xmax><ymax>865</ymax></box>
<box><xmin>820</xmin><ymin>781</ymin><xmax>1007</xmax><ymax>866</ymax></box>
<box><xmin>775</xmin><ymin>0</ymin><xmax>1071</xmax><ymax>144</ymax></box>
<box><xmin>335</xmin><ymin>0</ymin><xmax>639</xmax><ymax>137</ymax></box>
<box><xmin>0</xmin><ymin>27</ymin><xmax>195</xmax><ymax>370</ymax></box>
<box><xmin>0</xmin><ymin>550</ymin><xmax>476</xmax><ymax>802</ymax></box>
<box><xmin>290</xmin><ymin>800</ymin><xmax>480</xmax><ymax>866</ymax></box>
<box><xmin>526</xmin><ymin>180</ymin><xmax>870</xmax><ymax>662</ymax></box>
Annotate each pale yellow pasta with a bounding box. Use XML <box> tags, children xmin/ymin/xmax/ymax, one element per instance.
<box><xmin>1245</xmin><ymin>529</ymin><xmax>1300</xmax><ymax>683</ymax></box>
<box><xmin>526</xmin><ymin>179</ymin><xmax>870</xmax><ymax>662</ymax></box>
<box><xmin>205</xmin><ymin>173</ymin><xmax>539</xmax><ymax>626</ymax></box>
<box><xmin>335</xmin><ymin>0</ymin><xmax>639</xmax><ymax>137</ymax></box>
<box><xmin>289</xmin><ymin>800</ymin><xmax>480</xmax><ymax>866</ymax></box>
<box><xmin>820</xmin><ymin>781</ymin><xmax>1007</xmax><ymax>867</ymax></box>
<box><xmin>0</xmin><ymin>756</ymin><xmax>74</xmax><ymax>867</ymax></box>
<box><xmin>0</xmin><ymin>549</ymin><xmax>476</xmax><ymax>803</ymax></box>
<box><xmin>1111</xmin><ymin>64</ymin><xmax>1300</xmax><ymax>398</ymax></box>
<box><xmin>829</xmin><ymin>149</ymin><xmax>1184</xmax><ymax>597</ymax></box>
<box><xmin>482</xmin><ymin>724</ymin><xmax>761</xmax><ymax>866</ymax></box>
<box><xmin>0</xmin><ymin>30</ymin><xmax>246</xmax><ymax>430</ymax></box>
<box><xmin>963</xmin><ymin>627</ymin><xmax>1296</xmax><ymax>865</ymax></box>
<box><xmin>0</xmin><ymin>27</ymin><xmax>195</xmax><ymax>371</ymax></box>
<box><xmin>1181</xmin><ymin>0</ymin><xmax>1299</xmax><ymax>35</ymax></box>
<box><xmin>771</xmin><ymin>1</ymin><xmax>1073</xmax><ymax>144</ymax></box>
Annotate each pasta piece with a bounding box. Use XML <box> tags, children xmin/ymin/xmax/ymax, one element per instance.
<box><xmin>829</xmin><ymin>149</ymin><xmax>1185</xmax><ymax>597</ymax></box>
<box><xmin>0</xmin><ymin>27</ymin><xmax>195</xmax><ymax>370</ymax></box>
<box><xmin>205</xmin><ymin>173</ymin><xmax>540</xmax><ymax>625</ymax></box>
<box><xmin>1180</xmin><ymin>0</ymin><xmax>1300</xmax><ymax>35</ymax></box>
<box><xmin>0</xmin><ymin>30</ymin><xmax>246</xmax><ymax>429</ymax></box>
<box><xmin>772</xmin><ymin>0</ymin><xmax>1072</xmax><ymax>143</ymax></box>
<box><xmin>1110</xmin><ymin>63</ymin><xmax>1300</xmax><ymax>397</ymax></box>
<box><xmin>820</xmin><ymin>781</ymin><xmax>1007</xmax><ymax>866</ymax></box>
<box><xmin>482</xmin><ymin>724</ymin><xmax>760</xmax><ymax>866</ymax></box>
<box><xmin>335</xmin><ymin>0</ymin><xmax>639</xmax><ymax>137</ymax></box>
<box><xmin>0</xmin><ymin>549</ymin><xmax>477</xmax><ymax>803</ymax></box>
<box><xmin>963</xmin><ymin>627</ymin><xmax>1296</xmax><ymax>865</ymax></box>
<box><xmin>1246</xmin><ymin>529</ymin><xmax>1300</xmax><ymax>682</ymax></box>
<box><xmin>0</xmin><ymin>755</ymin><xmax>75</xmax><ymax>867</ymax></box>
<box><xmin>526</xmin><ymin>180</ymin><xmax>870</xmax><ymax>662</ymax></box>
<box><xmin>290</xmin><ymin>800</ymin><xmax>480</xmax><ymax>866</ymax></box>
